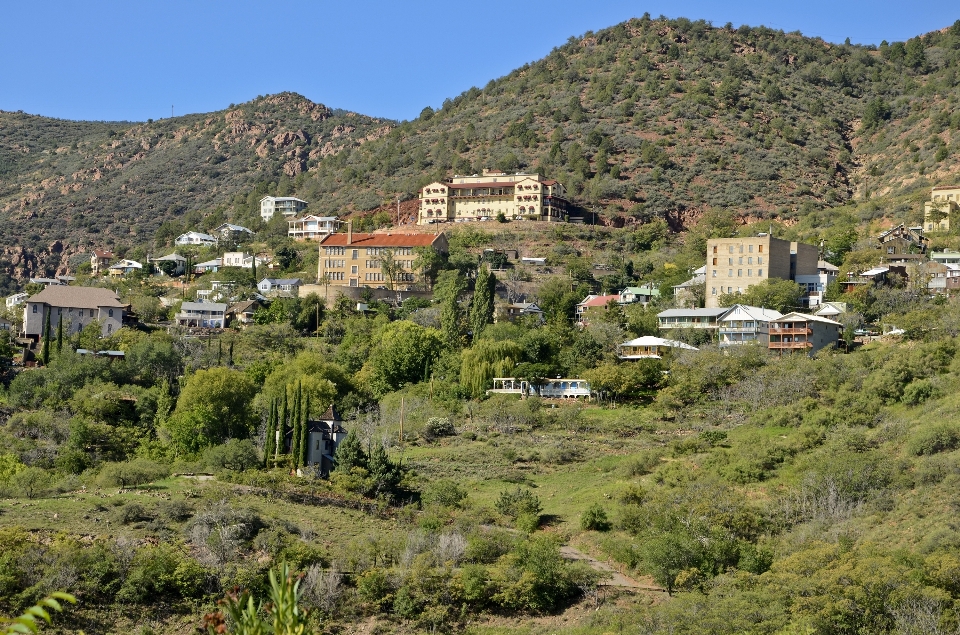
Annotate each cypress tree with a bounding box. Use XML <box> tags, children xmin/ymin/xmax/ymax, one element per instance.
<box><xmin>251</xmin><ymin>253</ymin><xmax>257</xmax><ymax>285</ymax></box>
<box><xmin>56</xmin><ymin>314</ymin><xmax>64</xmax><ymax>355</ymax></box>
<box><xmin>290</xmin><ymin>382</ymin><xmax>301</xmax><ymax>468</ymax></box>
<box><xmin>217</xmin><ymin>339</ymin><xmax>222</xmax><ymax>365</ymax></box>
<box><xmin>41</xmin><ymin>310</ymin><xmax>52</xmax><ymax>365</ymax></box>
<box><xmin>280</xmin><ymin>388</ymin><xmax>289</xmax><ymax>456</ymax></box>
<box><xmin>299</xmin><ymin>393</ymin><xmax>310</xmax><ymax>467</ymax></box>
<box><xmin>470</xmin><ymin>266</ymin><xmax>496</xmax><ymax>339</ymax></box>
<box><xmin>228</xmin><ymin>341</ymin><xmax>234</xmax><ymax>367</ymax></box>
<box><xmin>264</xmin><ymin>399</ymin><xmax>276</xmax><ymax>468</ymax></box>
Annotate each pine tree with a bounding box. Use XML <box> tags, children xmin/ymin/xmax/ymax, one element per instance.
<box><xmin>470</xmin><ymin>266</ymin><xmax>496</xmax><ymax>339</ymax></box>
<box><xmin>41</xmin><ymin>310</ymin><xmax>52</xmax><ymax>366</ymax></box>
<box><xmin>56</xmin><ymin>314</ymin><xmax>64</xmax><ymax>355</ymax></box>
<box><xmin>333</xmin><ymin>430</ymin><xmax>367</xmax><ymax>473</ymax></box>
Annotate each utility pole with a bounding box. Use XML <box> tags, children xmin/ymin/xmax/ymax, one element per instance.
<box><xmin>171</xmin><ymin>105</ymin><xmax>174</xmax><ymax>118</ymax></box>
<box><xmin>397</xmin><ymin>197</ymin><xmax>401</xmax><ymax>226</ymax></box>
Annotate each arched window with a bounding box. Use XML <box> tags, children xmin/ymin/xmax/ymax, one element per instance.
<box><xmin>108</xmin><ymin>309</ymin><xmax>114</xmax><ymax>317</ymax></box>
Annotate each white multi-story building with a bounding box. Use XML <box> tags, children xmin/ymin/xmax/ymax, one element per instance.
<box><xmin>175</xmin><ymin>231</ymin><xmax>218</xmax><ymax>247</ymax></box>
<box><xmin>288</xmin><ymin>215</ymin><xmax>338</xmax><ymax>241</ymax></box>
<box><xmin>6</xmin><ymin>293</ymin><xmax>29</xmax><ymax>309</ymax></box>
<box><xmin>261</xmin><ymin>196</ymin><xmax>308</xmax><ymax>222</ymax></box>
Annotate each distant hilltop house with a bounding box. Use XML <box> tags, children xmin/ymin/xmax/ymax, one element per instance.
<box><xmin>280</xmin><ymin>405</ymin><xmax>348</xmax><ymax>476</ymax></box>
<box><xmin>795</xmin><ymin>260</ymin><xmax>839</xmax><ymax>308</ymax></box>
<box><xmin>288</xmin><ymin>215</ymin><xmax>339</xmax><ymax>241</ymax></box>
<box><xmin>575</xmin><ymin>294</ymin><xmax>620</xmax><ymax>325</ymax></box>
<box><xmin>194</xmin><ymin>258</ymin><xmax>222</xmax><ymax>274</ymax></box>
<box><xmin>768</xmin><ymin>313</ymin><xmax>842</xmax><ymax>356</ymax></box>
<box><xmin>502</xmin><ymin>302</ymin><xmax>544</xmax><ymax>322</ymax></box>
<box><xmin>705</xmin><ymin>235</ymin><xmax>819</xmax><ymax>308</ymax></box>
<box><xmin>24</xmin><ymin>286</ymin><xmax>125</xmax><ymax>340</ymax></box>
<box><xmin>877</xmin><ymin>224</ymin><xmax>928</xmax><ymax>263</ymax></box>
<box><xmin>107</xmin><ymin>259</ymin><xmax>143</xmax><ymax>276</ymax></box>
<box><xmin>90</xmin><ymin>249</ymin><xmax>114</xmax><ymax>275</ymax></box>
<box><xmin>213</xmin><ymin>223</ymin><xmax>255</xmax><ymax>242</ymax></box>
<box><xmin>620</xmin><ymin>286</ymin><xmax>660</xmax><ymax>305</ymax></box>
<box><xmin>924</xmin><ymin>185</ymin><xmax>960</xmax><ymax>232</ymax></box>
<box><xmin>317</xmin><ymin>228</ymin><xmax>448</xmax><ymax>290</ymax></box>
<box><xmin>717</xmin><ymin>304</ymin><xmax>784</xmax><ymax>347</ymax></box>
<box><xmin>260</xmin><ymin>196</ymin><xmax>308</xmax><ymax>222</ymax></box>
<box><xmin>223</xmin><ymin>252</ymin><xmax>268</xmax><ymax>269</ymax></box>
<box><xmin>6</xmin><ymin>292</ymin><xmax>29</xmax><ymax>309</ymax></box>
<box><xmin>416</xmin><ymin>170</ymin><xmax>569</xmax><ymax>224</ymax></box>
<box><xmin>176</xmin><ymin>231</ymin><xmax>218</xmax><ymax>247</ymax></box>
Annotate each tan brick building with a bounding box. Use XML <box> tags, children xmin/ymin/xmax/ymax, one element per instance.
<box><xmin>705</xmin><ymin>235</ymin><xmax>819</xmax><ymax>308</ymax></box>
<box><xmin>924</xmin><ymin>185</ymin><xmax>960</xmax><ymax>232</ymax></box>
<box><xmin>417</xmin><ymin>170</ymin><xmax>569</xmax><ymax>224</ymax></box>
<box><xmin>317</xmin><ymin>230</ymin><xmax>448</xmax><ymax>289</ymax></box>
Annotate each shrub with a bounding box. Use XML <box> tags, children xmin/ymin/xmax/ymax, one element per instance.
<box><xmin>424</xmin><ymin>416</ymin><xmax>456</xmax><ymax>440</ymax></box>
<box><xmin>580</xmin><ymin>503</ymin><xmax>611</xmax><ymax>531</ymax></box>
<box><xmin>116</xmin><ymin>502</ymin><xmax>151</xmax><ymax>524</ymax></box>
<box><xmin>908</xmin><ymin>423</ymin><xmax>960</xmax><ymax>456</ymax></box>
<box><xmin>203</xmin><ymin>439</ymin><xmax>260</xmax><ymax>472</ymax></box>
<box><xmin>495</xmin><ymin>487</ymin><xmax>543</xmax><ymax>520</ymax></box>
<box><xmin>423</xmin><ymin>479</ymin><xmax>468</xmax><ymax>508</ymax></box>
<box><xmin>7</xmin><ymin>466</ymin><xmax>51</xmax><ymax>499</ymax></box>
<box><xmin>625</xmin><ymin>450</ymin><xmax>663</xmax><ymax>476</ymax></box>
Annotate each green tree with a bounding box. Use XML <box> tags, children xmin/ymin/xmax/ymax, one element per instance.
<box><xmin>719</xmin><ymin>278</ymin><xmax>803</xmax><ymax>314</ymax></box>
<box><xmin>470</xmin><ymin>266</ymin><xmax>496</xmax><ymax>339</ymax></box>
<box><xmin>41</xmin><ymin>310</ymin><xmax>51</xmax><ymax>365</ymax></box>
<box><xmin>56</xmin><ymin>314</ymin><xmax>63</xmax><ymax>355</ymax></box>
<box><xmin>365</xmin><ymin>321</ymin><xmax>444</xmax><ymax>395</ymax></box>
<box><xmin>333</xmin><ymin>429</ymin><xmax>367</xmax><ymax>472</ymax></box>
<box><xmin>379</xmin><ymin>249</ymin><xmax>402</xmax><ymax>291</ymax></box>
<box><xmin>165</xmin><ymin>368</ymin><xmax>257</xmax><ymax>453</ymax></box>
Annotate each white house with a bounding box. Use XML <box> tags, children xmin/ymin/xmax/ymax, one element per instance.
<box><xmin>717</xmin><ymin>305</ymin><xmax>783</xmax><ymax>347</ymax></box>
<box><xmin>223</xmin><ymin>252</ymin><xmax>268</xmax><ymax>269</ymax></box>
<box><xmin>175</xmin><ymin>231</ymin><xmax>218</xmax><ymax>247</ymax></box>
<box><xmin>260</xmin><ymin>196</ymin><xmax>308</xmax><ymax>222</ymax></box>
<box><xmin>213</xmin><ymin>223</ymin><xmax>255</xmax><ymax>241</ymax></box>
<box><xmin>620</xmin><ymin>286</ymin><xmax>660</xmax><ymax>305</ymax></box>
<box><xmin>6</xmin><ymin>293</ymin><xmax>28</xmax><ymax>309</ymax></box>
<box><xmin>795</xmin><ymin>260</ymin><xmax>839</xmax><ymax>308</ymax></box>
<box><xmin>194</xmin><ymin>258</ymin><xmax>222</xmax><ymax>273</ymax></box>
<box><xmin>488</xmin><ymin>377</ymin><xmax>591</xmax><ymax>399</ymax></box>
<box><xmin>176</xmin><ymin>301</ymin><xmax>228</xmax><ymax>328</ymax></box>
<box><xmin>258</xmin><ymin>278</ymin><xmax>301</xmax><ymax>296</ymax></box>
<box><xmin>281</xmin><ymin>405</ymin><xmax>348</xmax><ymax>476</ymax></box>
<box><xmin>288</xmin><ymin>215</ymin><xmax>339</xmax><ymax>241</ymax></box>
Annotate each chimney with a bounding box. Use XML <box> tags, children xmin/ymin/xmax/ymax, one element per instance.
<box><xmin>347</xmin><ymin>220</ymin><xmax>353</xmax><ymax>245</ymax></box>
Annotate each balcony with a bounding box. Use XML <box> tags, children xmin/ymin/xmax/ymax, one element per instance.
<box><xmin>769</xmin><ymin>327</ymin><xmax>812</xmax><ymax>335</ymax></box>
<box><xmin>769</xmin><ymin>341</ymin><xmax>812</xmax><ymax>349</ymax></box>
<box><xmin>719</xmin><ymin>326</ymin><xmax>760</xmax><ymax>334</ymax></box>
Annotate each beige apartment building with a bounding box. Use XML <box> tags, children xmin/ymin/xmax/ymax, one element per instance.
<box><xmin>417</xmin><ymin>171</ymin><xmax>569</xmax><ymax>224</ymax></box>
<box><xmin>705</xmin><ymin>235</ymin><xmax>819</xmax><ymax>308</ymax></box>
<box><xmin>924</xmin><ymin>185</ymin><xmax>960</xmax><ymax>232</ymax></box>
<box><xmin>317</xmin><ymin>229</ymin><xmax>448</xmax><ymax>290</ymax></box>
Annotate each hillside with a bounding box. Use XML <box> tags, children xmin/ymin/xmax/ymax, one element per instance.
<box><xmin>3</xmin><ymin>17</ymin><xmax>960</xmax><ymax>289</ymax></box>
<box><xmin>0</xmin><ymin>94</ymin><xmax>393</xmax><ymax>285</ymax></box>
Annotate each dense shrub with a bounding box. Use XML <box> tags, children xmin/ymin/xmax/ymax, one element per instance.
<box><xmin>908</xmin><ymin>423</ymin><xmax>960</xmax><ymax>456</ymax></box>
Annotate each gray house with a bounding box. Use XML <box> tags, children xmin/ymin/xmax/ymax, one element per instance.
<box><xmin>176</xmin><ymin>301</ymin><xmax>227</xmax><ymax>328</ymax></box>
<box><xmin>258</xmin><ymin>278</ymin><xmax>301</xmax><ymax>296</ymax></box>
<box><xmin>23</xmin><ymin>286</ymin><xmax>125</xmax><ymax>340</ymax></box>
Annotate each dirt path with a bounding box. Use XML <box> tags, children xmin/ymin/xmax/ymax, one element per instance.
<box><xmin>559</xmin><ymin>545</ymin><xmax>666</xmax><ymax>592</ymax></box>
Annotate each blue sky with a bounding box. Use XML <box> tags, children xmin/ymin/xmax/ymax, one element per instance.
<box><xmin>1</xmin><ymin>1</ymin><xmax>956</xmax><ymax>123</ymax></box>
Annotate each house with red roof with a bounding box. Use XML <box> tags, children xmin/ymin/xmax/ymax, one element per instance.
<box><xmin>576</xmin><ymin>294</ymin><xmax>621</xmax><ymax>326</ymax></box>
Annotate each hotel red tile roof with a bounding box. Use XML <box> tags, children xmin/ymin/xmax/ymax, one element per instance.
<box><xmin>319</xmin><ymin>233</ymin><xmax>444</xmax><ymax>247</ymax></box>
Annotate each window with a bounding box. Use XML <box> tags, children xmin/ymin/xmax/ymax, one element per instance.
<box><xmin>728</xmin><ymin>246</ymin><xmax>734</xmax><ymax>254</ymax></box>
<box><xmin>108</xmin><ymin>309</ymin><xmax>114</xmax><ymax>317</ymax></box>
<box><xmin>748</xmin><ymin>269</ymin><xmax>753</xmax><ymax>276</ymax></box>
<box><xmin>758</xmin><ymin>257</ymin><xmax>763</xmax><ymax>265</ymax></box>
<box><xmin>728</xmin><ymin>258</ymin><xmax>733</xmax><ymax>265</ymax></box>
<box><xmin>351</xmin><ymin>266</ymin><xmax>358</xmax><ymax>274</ymax></box>
<box><xmin>748</xmin><ymin>257</ymin><xmax>753</xmax><ymax>265</ymax></box>
<box><xmin>758</xmin><ymin>269</ymin><xmax>763</xmax><ymax>277</ymax></box>
<box><xmin>737</xmin><ymin>269</ymin><xmax>742</xmax><ymax>277</ymax></box>
<box><xmin>712</xmin><ymin>246</ymin><xmax>718</xmax><ymax>254</ymax></box>
<box><xmin>758</xmin><ymin>245</ymin><xmax>763</xmax><ymax>253</ymax></box>
<box><xmin>727</xmin><ymin>287</ymin><xmax>732</xmax><ymax>293</ymax></box>
<box><xmin>711</xmin><ymin>287</ymin><xmax>717</xmax><ymax>295</ymax></box>
<box><xmin>728</xmin><ymin>269</ymin><xmax>733</xmax><ymax>276</ymax></box>
<box><xmin>712</xmin><ymin>270</ymin><xmax>717</xmax><ymax>277</ymax></box>
<box><xmin>713</xmin><ymin>258</ymin><xmax>718</xmax><ymax>265</ymax></box>
<box><xmin>749</xmin><ymin>245</ymin><xmax>754</xmax><ymax>253</ymax></box>
<box><xmin>739</xmin><ymin>245</ymin><xmax>744</xmax><ymax>254</ymax></box>
<box><xmin>738</xmin><ymin>257</ymin><xmax>743</xmax><ymax>265</ymax></box>
<box><xmin>32</xmin><ymin>305</ymin><xmax>37</xmax><ymax>314</ymax></box>
<box><xmin>352</xmin><ymin>250</ymin><xmax>359</xmax><ymax>260</ymax></box>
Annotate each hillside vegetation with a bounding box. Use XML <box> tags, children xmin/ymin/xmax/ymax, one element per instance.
<box><xmin>4</xmin><ymin>17</ymin><xmax>960</xmax><ymax>288</ymax></box>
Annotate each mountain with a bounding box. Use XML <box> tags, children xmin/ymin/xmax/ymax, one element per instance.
<box><xmin>0</xmin><ymin>94</ymin><xmax>393</xmax><ymax>285</ymax></box>
<box><xmin>2</xmin><ymin>16</ymin><xmax>960</xmax><ymax>286</ymax></box>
